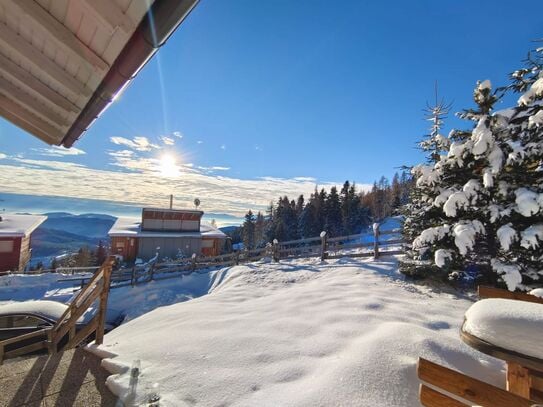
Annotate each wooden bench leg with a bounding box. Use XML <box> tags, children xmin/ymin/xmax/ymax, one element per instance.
<box><xmin>507</xmin><ymin>362</ymin><xmax>531</xmax><ymax>399</ymax></box>
<box><xmin>529</xmin><ymin>369</ymin><xmax>543</xmax><ymax>402</ymax></box>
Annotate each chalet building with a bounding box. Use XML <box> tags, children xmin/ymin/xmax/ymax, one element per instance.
<box><xmin>0</xmin><ymin>214</ymin><xmax>47</xmax><ymax>273</ymax></box>
<box><xmin>108</xmin><ymin>208</ymin><xmax>229</xmax><ymax>262</ymax></box>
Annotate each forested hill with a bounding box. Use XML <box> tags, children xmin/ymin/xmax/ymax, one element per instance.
<box><xmin>230</xmin><ymin>176</ymin><xmax>413</xmax><ymax>248</ymax></box>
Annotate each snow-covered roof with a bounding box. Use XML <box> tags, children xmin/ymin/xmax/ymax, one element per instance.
<box><xmin>464</xmin><ymin>298</ymin><xmax>543</xmax><ymax>360</ymax></box>
<box><xmin>109</xmin><ymin>217</ymin><xmax>227</xmax><ymax>239</ymax></box>
<box><xmin>0</xmin><ymin>214</ymin><xmax>47</xmax><ymax>237</ymax></box>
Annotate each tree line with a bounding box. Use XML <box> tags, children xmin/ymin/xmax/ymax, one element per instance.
<box><xmin>234</xmin><ymin>176</ymin><xmax>412</xmax><ymax>250</ymax></box>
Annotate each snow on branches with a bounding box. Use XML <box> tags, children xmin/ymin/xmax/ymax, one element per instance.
<box><xmin>405</xmin><ymin>47</ymin><xmax>543</xmax><ymax>291</ymax></box>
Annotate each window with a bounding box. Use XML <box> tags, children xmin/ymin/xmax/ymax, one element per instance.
<box><xmin>116</xmin><ymin>242</ymin><xmax>124</xmax><ymax>248</ymax></box>
<box><xmin>202</xmin><ymin>240</ymin><xmax>214</xmax><ymax>248</ymax></box>
<box><xmin>0</xmin><ymin>317</ymin><xmax>11</xmax><ymax>328</ymax></box>
<box><xmin>0</xmin><ymin>240</ymin><xmax>14</xmax><ymax>253</ymax></box>
<box><xmin>11</xmin><ymin>315</ymin><xmax>45</xmax><ymax>328</ymax></box>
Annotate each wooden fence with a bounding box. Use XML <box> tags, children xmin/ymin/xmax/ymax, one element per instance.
<box><xmin>0</xmin><ymin>257</ymin><xmax>114</xmax><ymax>363</ymax></box>
<box><xmin>108</xmin><ymin>224</ymin><xmax>405</xmax><ymax>288</ymax></box>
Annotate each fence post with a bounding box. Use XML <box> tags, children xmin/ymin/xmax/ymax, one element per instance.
<box><xmin>95</xmin><ymin>256</ymin><xmax>114</xmax><ymax>346</ymax></box>
<box><xmin>131</xmin><ymin>266</ymin><xmax>136</xmax><ymax>287</ymax></box>
<box><xmin>272</xmin><ymin>239</ymin><xmax>279</xmax><ymax>262</ymax></box>
<box><xmin>235</xmin><ymin>251</ymin><xmax>240</xmax><ymax>265</ymax></box>
<box><xmin>373</xmin><ymin>223</ymin><xmax>380</xmax><ymax>259</ymax></box>
<box><xmin>320</xmin><ymin>231</ymin><xmax>328</xmax><ymax>261</ymax></box>
<box><xmin>149</xmin><ymin>262</ymin><xmax>155</xmax><ymax>281</ymax></box>
<box><xmin>191</xmin><ymin>253</ymin><xmax>197</xmax><ymax>272</ymax></box>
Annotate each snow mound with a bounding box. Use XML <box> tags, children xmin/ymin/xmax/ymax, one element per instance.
<box><xmin>92</xmin><ymin>257</ymin><xmax>503</xmax><ymax>406</ymax></box>
<box><xmin>464</xmin><ymin>298</ymin><xmax>543</xmax><ymax>360</ymax></box>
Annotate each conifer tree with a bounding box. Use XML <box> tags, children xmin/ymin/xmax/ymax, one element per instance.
<box><xmin>405</xmin><ymin>47</ymin><xmax>543</xmax><ymax>290</ymax></box>
<box><xmin>401</xmin><ymin>87</ymin><xmax>453</xmax><ymax>278</ymax></box>
<box><xmin>325</xmin><ymin>186</ymin><xmax>342</xmax><ymax>236</ymax></box>
<box><xmin>96</xmin><ymin>240</ymin><xmax>107</xmax><ymax>265</ymax></box>
<box><xmin>242</xmin><ymin>210</ymin><xmax>256</xmax><ymax>250</ymax></box>
<box><xmin>254</xmin><ymin>211</ymin><xmax>266</xmax><ymax>247</ymax></box>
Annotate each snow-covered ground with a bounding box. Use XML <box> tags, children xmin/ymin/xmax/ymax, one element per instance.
<box><xmin>1</xmin><ymin>219</ymin><xmax>507</xmax><ymax>406</ymax></box>
<box><xmin>88</xmin><ymin>256</ymin><xmax>504</xmax><ymax>407</ymax></box>
<box><xmin>0</xmin><ymin>270</ymin><xmax>218</xmax><ymax>323</ymax></box>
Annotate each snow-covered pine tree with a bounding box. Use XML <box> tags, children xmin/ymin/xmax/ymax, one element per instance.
<box><xmin>488</xmin><ymin>48</ymin><xmax>543</xmax><ymax>290</ymax></box>
<box><xmin>401</xmin><ymin>88</ymin><xmax>453</xmax><ymax>278</ymax></box>
<box><xmin>406</xmin><ymin>47</ymin><xmax>543</xmax><ymax>290</ymax></box>
<box><xmin>242</xmin><ymin>210</ymin><xmax>256</xmax><ymax>250</ymax></box>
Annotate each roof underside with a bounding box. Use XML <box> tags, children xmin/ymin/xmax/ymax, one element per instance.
<box><xmin>0</xmin><ymin>0</ymin><xmax>197</xmax><ymax>147</ymax></box>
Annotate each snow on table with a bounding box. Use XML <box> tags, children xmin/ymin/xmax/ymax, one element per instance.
<box><xmin>464</xmin><ymin>298</ymin><xmax>543</xmax><ymax>360</ymax></box>
<box><xmin>92</xmin><ymin>257</ymin><xmax>503</xmax><ymax>407</ymax></box>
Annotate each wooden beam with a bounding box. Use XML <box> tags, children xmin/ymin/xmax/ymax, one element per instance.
<box><xmin>478</xmin><ymin>286</ymin><xmax>543</xmax><ymax>305</ymax></box>
<box><xmin>65</xmin><ymin>314</ymin><xmax>99</xmax><ymax>350</ymax></box>
<box><xmin>0</xmin><ymin>75</ymin><xmax>69</xmax><ymax>126</ymax></box>
<box><xmin>81</xmin><ymin>0</ymin><xmax>135</xmax><ymax>34</ymax></box>
<box><xmin>53</xmin><ymin>269</ymin><xmax>104</xmax><ymax>332</ymax></box>
<box><xmin>4</xmin><ymin>340</ymin><xmax>48</xmax><ymax>360</ymax></box>
<box><xmin>0</xmin><ymin>97</ymin><xmax>62</xmax><ymax>144</ymax></box>
<box><xmin>417</xmin><ymin>357</ymin><xmax>534</xmax><ymax>407</ymax></box>
<box><xmin>0</xmin><ymin>53</ymin><xmax>79</xmax><ymax>113</ymax></box>
<box><xmin>0</xmin><ymin>22</ymin><xmax>92</xmax><ymax>97</ymax></box>
<box><xmin>507</xmin><ymin>362</ymin><xmax>532</xmax><ymax>399</ymax></box>
<box><xmin>6</xmin><ymin>0</ymin><xmax>109</xmax><ymax>72</ymax></box>
<box><xmin>95</xmin><ymin>257</ymin><xmax>114</xmax><ymax>345</ymax></box>
<box><xmin>0</xmin><ymin>328</ymin><xmax>49</xmax><ymax>346</ymax></box>
<box><xmin>419</xmin><ymin>385</ymin><xmax>469</xmax><ymax>407</ymax></box>
<box><xmin>54</xmin><ymin>284</ymin><xmax>102</xmax><ymax>343</ymax></box>
<box><xmin>0</xmin><ymin>105</ymin><xmax>57</xmax><ymax>144</ymax></box>
<box><xmin>461</xmin><ymin>327</ymin><xmax>543</xmax><ymax>373</ymax></box>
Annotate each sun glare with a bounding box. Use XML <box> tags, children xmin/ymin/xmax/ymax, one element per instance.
<box><xmin>158</xmin><ymin>153</ymin><xmax>179</xmax><ymax>177</ymax></box>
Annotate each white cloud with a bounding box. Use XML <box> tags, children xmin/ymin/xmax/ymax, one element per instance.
<box><xmin>108</xmin><ymin>150</ymin><xmax>135</xmax><ymax>158</ymax></box>
<box><xmin>197</xmin><ymin>141</ymin><xmax>203</xmax><ymax>144</ymax></box>
<box><xmin>110</xmin><ymin>136</ymin><xmax>159</xmax><ymax>151</ymax></box>
<box><xmin>0</xmin><ymin>155</ymin><xmax>369</xmax><ymax>217</ymax></box>
<box><xmin>34</xmin><ymin>146</ymin><xmax>86</xmax><ymax>157</ymax></box>
<box><xmin>0</xmin><ymin>153</ymin><xmax>6</xmax><ymax>159</ymax></box>
<box><xmin>220</xmin><ymin>145</ymin><xmax>226</xmax><ymax>150</ymax></box>
<box><xmin>160</xmin><ymin>136</ymin><xmax>175</xmax><ymax>146</ymax></box>
<box><xmin>173</xmin><ymin>131</ymin><xmax>183</xmax><ymax>139</ymax></box>
<box><xmin>196</xmin><ymin>165</ymin><xmax>230</xmax><ymax>173</ymax></box>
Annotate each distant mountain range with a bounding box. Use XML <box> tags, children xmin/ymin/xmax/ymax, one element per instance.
<box><xmin>31</xmin><ymin>213</ymin><xmax>115</xmax><ymax>261</ymax></box>
<box><xmin>41</xmin><ymin>212</ymin><xmax>116</xmax><ymax>238</ymax></box>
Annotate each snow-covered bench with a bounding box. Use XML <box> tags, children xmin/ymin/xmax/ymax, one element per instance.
<box><xmin>418</xmin><ymin>286</ymin><xmax>543</xmax><ymax>406</ymax></box>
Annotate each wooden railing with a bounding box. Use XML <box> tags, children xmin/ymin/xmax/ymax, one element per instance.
<box><xmin>108</xmin><ymin>224</ymin><xmax>405</xmax><ymax>287</ymax></box>
<box><xmin>0</xmin><ymin>256</ymin><xmax>114</xmax><ymax>364</ymax></box>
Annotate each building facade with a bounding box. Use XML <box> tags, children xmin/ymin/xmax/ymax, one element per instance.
<box><xmin>0</xmin><ymin>214</ymin><xmax>47</xmax><ymax>273</ymax></box>
<box><xmin>109</xmin><ymin>208</ymin><xmax>229</xmax><ymax>262</ymax></box>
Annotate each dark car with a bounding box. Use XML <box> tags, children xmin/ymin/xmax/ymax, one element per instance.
<box><xmin>0</xmin><ymin>300</ymin><xmax>123</xmax><ymax>356</ymax></box>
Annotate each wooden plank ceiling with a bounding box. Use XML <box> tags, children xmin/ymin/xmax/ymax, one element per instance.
<box><xmin>0</xmin><ymin>0</ymin><xmax>194</xmax><ymax>147</ymax></box>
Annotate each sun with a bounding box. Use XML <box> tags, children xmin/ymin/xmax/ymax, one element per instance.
<box><xmin>158</xmin><ymin>153</ymin><xmax>179</xmax><ymax>177</ymax></box>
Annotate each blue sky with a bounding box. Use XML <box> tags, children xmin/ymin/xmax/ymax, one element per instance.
<box><xmin>0</xmin><ymin>0</ymin><xmax>542</xmax><ymax>217</ymax></box>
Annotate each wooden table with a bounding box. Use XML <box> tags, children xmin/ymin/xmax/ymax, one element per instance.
<box><xmin>461</xmin><ymin>321</ymin><xmax>543</xmax><ymax>402</ymax></box>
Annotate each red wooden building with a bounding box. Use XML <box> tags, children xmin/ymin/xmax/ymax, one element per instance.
<box><xmin>0</xmin><ymin>214</ymin><xmax>46</xmax><ymax>273</ymax></box>
<box><xmin>108</xmin><ymin>208</ymin><xmax>229</xmax><ymax>262</ymax></box>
